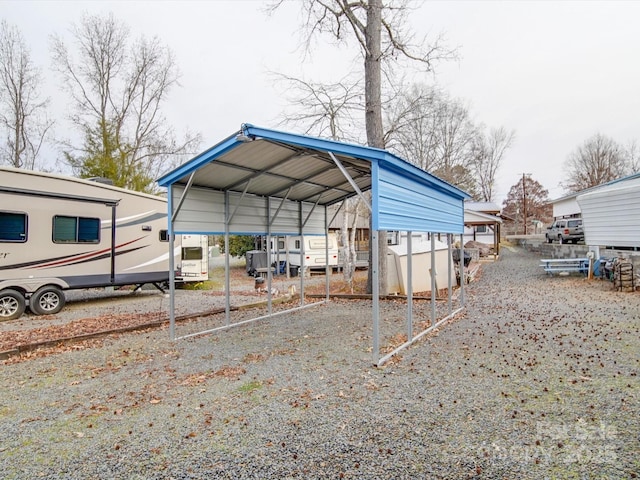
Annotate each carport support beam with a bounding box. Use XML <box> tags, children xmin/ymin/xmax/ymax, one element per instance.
<box><xmin>325</xmin><ymin>206</ymin><xmax>330</xmax><ymax>301</ymax></box>
<box><xmin>447</xmin><ymin>233</ymin><xmax>452</xmax><ymax>314</ymax></box>
<box><xmin>169</xmin><ymin>223</ymin><xmax>176</xmax><ymax>340</ymax></box>
<box><xmin>225</xmin><ymin>191</ymin><xmax>231</xmax><ymax>325</ymax></box>
<box><xmin>266</xmin><ymin>197</ymin><xmax>272</xmax><ymax>316</ymax></box>
<box><xmin>459</xmin><ymin>234</ymin><xmax>465</xmax><ymax>305</ymax></box>
<box><xmin>372</xmin><ymin>229</ymin><xmax>380</xmax><ymax>365</ymax></box>
<box><xmin>168</xmin><ymin>186</ymin><xmax>177</xmax><ymax>341</ymax></box>
<box><xmin>407</xmin><ymin>231</ymin><xmax>413</xmax><ymax>340</ymax></box>
<box><xmin>299</xmin><ymin>202</ymin><xmax>305</xmax><ymax>307</ymax></box>
<box><xmin>431</xmin><ymin>234</ymin><xmax>437</xmax><ymax>325</ymax></box>
<box><xmin>328</xmin><ymin>152</ymin><xmax>372</xmax><ymax>212</ymax></box>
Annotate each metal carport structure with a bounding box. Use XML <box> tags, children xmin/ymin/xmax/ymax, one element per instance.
<box><xmin>157</xmin><ymin>123</ymin><xmax>470</xmax><ymax>366</ymax></box>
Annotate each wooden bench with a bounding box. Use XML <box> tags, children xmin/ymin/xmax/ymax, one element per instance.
<box><xmin>540</xmin><ymin>258</ymin><xmax>589</xmax><ymax>276</ymax></box>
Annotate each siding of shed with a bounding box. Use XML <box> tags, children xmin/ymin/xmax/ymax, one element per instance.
<box><xmin>577</xmin><ymin>178</ymin><xmax>640</xmax><ymax>248</ymax></box>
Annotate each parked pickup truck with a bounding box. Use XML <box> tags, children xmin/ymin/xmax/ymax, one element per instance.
<box><xmin>545</xmin><ymin>218</ymin><xmax>584</xmax><ymax>244</ymax></box>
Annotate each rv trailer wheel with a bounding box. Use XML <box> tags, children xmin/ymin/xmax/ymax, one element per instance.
<box><xmin>0</xmin><ymin>289</ymin><xmax>26</xmax><ymax>321</ymax></box>
<box><xmin>30</xmin><ymin>286</ymin><xmax>66</xmax><ymax>316</ymax></box>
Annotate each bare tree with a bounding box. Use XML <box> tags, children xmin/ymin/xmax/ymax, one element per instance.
<box><xmin>471</xmin><ymin>126</ymin><xmax>515</xmax><ymax>202</ymax></box>
<box><xmin>0</xmin><ymin>20</ymin><xmax>53</xmax><ymax>169</ymax></box>
<box><xmin>385</xmin><ymin>83</ymin><xmax>480</xmax><ymax>196</ymax></box>
<box><xmin>625</xmin><ymin>139</ymin><xmax>640</xmax><ymax>173</ymax></box>
<box><xmin>562</xmin><ymin>133</ymin><xmax>629</xmax><ymax>193</ymax></box>
<box><xmin>384</xmin><ymin>83</ymin><xmax>440</xmax><ymax>170</ymax></box>
<box><xmin>51</xmin><ymin>13</ymin><xmax>200</xmax><ymax>192</ymax></box>
<box><xmin>273</xmin><ymin>72</ymin><xmax>364</xmax><ymax>141</ymax></box>
<box><xmin>276</xmin><ymin>0</ymin><xmax>454</xmax><ymax>294</ymax></box>
<box><xmin>339</xmin><ymin>196</ymin><xmax>365</xmax><ymax>291</ymax></box>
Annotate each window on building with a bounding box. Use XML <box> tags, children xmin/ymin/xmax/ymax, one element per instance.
<box><xmin>387</xmin><ymin>231</ymin><xmax>399</xmax><ymax>245</ymax></box>
<box><xmin>160</xmin><ymin>229</ymin><xmax>169</xmax><ymax>242</ymax></box>
<box><xmin>476</xmin><ymin>225</ymin><xmax>487</xmax><ymax>234</ymax></box>
<box><xmin>53</xmin><ymin>215</ymin><xmax>100</xmax><ymax>243</ymax></box>
<box><xmin>0</xmin><ymin>211</ymin><xmax>27</xmax><ymax>242</ymax></box>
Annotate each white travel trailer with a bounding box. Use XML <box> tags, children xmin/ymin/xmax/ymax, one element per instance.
<box><xmin>0</xmin><ymin>167</ymin><xmax>207</xmax><ymax>320</ymax></box>
<box><xmin>269</xmin><ymin>233</ymin><xmax>339</xmax><ymax>274</ymax></box>
<box><xmin>176</xmin><ymin>234</ymin><xmax>209</xmax><ymax>282</ymax></box>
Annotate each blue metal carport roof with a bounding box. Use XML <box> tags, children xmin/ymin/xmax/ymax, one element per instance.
<box><xmin>157</xmin><ymin>123</ymin><xmax>469</xmax><ymax>235</ymax></box>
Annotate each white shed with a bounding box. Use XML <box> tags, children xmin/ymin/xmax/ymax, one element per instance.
<box><xmin>577</xmin><ymin>176</ymin><xmax>640</xmax><ymax>249</ymax></box>
<box><xmin>386</xmin><ymin>240</ymin><xmax>451</xmax><ymax>295</ymax></box>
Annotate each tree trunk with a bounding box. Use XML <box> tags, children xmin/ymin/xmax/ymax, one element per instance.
<box><xmin>364</xmin><ymin>0</ymin><xmax>388</xmax><ymax>295</ymax></box>
<box><xmin>340</xmin><ymin>201</ymin><xmax>352</xmax><ymax>284</ymax></box>
<box><xmin>349</xmin><ymin>208</ymin><xmax>358</xmax><ymax>293</ymax></box>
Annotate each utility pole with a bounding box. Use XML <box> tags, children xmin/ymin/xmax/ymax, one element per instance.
<box><xmin>522</xmin><ymin>173</ymin><xmax>531</xmax><ymax>235</ymax></box>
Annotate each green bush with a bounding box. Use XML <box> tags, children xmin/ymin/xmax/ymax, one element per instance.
<box><xmin>217</xmin><ymin>235</ymin><xmax>257</xmax><ymax>258</ymax></box>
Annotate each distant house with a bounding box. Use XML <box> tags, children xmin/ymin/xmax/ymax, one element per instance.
<box><xmin>463</xmin><ymin>202</ymin><xmax>502</xmax><ymax>257</ymax></box>
<box><xmin>549</xmin><ymin>192</ymin><xmax>582</xmax><ymax>220</ymax></box>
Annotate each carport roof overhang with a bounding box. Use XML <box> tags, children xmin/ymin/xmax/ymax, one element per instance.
<box><xmin>157</xmin><ymin>124</ymin><xmax>469</xmax><ymax>233</ymax></box>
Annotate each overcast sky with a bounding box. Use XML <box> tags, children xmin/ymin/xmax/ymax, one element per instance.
<box><xmin>2</xmin><ymin>0</ymin><xmax>639</xmax><ymax>204</ymax></box>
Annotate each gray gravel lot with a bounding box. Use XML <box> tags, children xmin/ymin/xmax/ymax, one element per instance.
<box><xmin>1</xmin><ymin>246</ymin><xmax>638</xmax><ymax>479</ymax></box>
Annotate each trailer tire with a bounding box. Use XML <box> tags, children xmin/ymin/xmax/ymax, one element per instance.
<box><xmin>30</xmin><ymin>286</ymin><xmax>66</xmax><ymax>316</ymax></box>
<box><xmin>0</xmin><ymin>289</ymin><xmax>27</xmax><ymax>321</ymax></box>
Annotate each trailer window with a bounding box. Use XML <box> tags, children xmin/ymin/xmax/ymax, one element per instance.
<box><xmin>0</xmin><ymin>211</ymin><xmax>27</xmax><ymax>242</ymax></box>
<box><xmin>53</xmin><ymin>216</ymin><xmax>100</xmax><ymax>243</ymax></box>
<box><xmin>182</xmin><ymin>247</ymin><xmax>203</xmax><ymax>260</ymax></box>
<box><xmin>160</xmin><ymin>229</ymin><xmax>169</xmax><ymax>242</ymax></box>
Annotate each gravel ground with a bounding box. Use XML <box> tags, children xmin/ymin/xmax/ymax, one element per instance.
<box><xmin>1</xmin><ymin>246</ymin><xmax>638</xmax><ymax>479</ymax></box>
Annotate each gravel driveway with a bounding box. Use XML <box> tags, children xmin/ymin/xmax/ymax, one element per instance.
<box><xmin>1</xmin><ymin>246</ymin><xmax>638</xmax><ymax>479</ymax></box>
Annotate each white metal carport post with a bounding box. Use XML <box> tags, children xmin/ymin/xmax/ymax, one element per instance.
<box><xmin>266</xmin><ymin>197</ymin><xmax>273</xmax><ymax>315</ymax></box>
<box><xmin>406</xmin><ymin>231</ymin><xmax>413</xmax><ymax>341</ymax></box>
<box><xmin>459</xmin><ymin>235</ymin><xmax>465</xmax><ymax>305</ymax></box>
<box><xmin>447</xmin><ymin>234</ymin><xmax>453</xmax><ymax>314</ymax></box>
<box><xmin>224</xmin><ymin>192</ymin><xmax>231</xmax><ymax>326</ymax></box>
<box><xmin>431</xmin><ymin>234</ymin><xmax>437</xmax><ymax>325</ymax></box>
<box><xmin>168</xmin><ymin>230</ymin><xmax>176</xmax><ymax>340</ymax></box>
<box><xmin>372</xmin><ymin>229</ymin><xmax>380</xmax><ymax>365</ymax></box>
<box><xmin>325</xmin><ymin>207</ymin><xmax>330</xmax><ymax>301</ymax></box>
<box><xmin>168</xmin><ymin>172</ymin><xmax>196</xmax><ymax>340</ymax></box>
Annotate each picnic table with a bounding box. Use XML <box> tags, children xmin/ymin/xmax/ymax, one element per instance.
<box><xmin>540</xmin><ymin>257</ymin><xmax>590</xmax><ymax>276</ymax></box>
